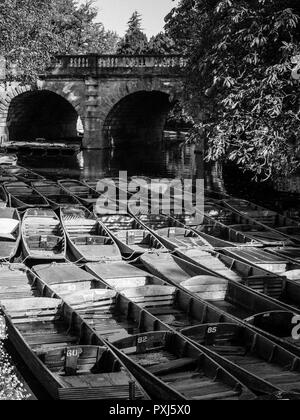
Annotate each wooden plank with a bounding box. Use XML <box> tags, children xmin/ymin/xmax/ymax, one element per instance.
<box><xmin>148</xmin><ymin>358</ymin><xmax>196</xmax><ymax>375</ymax></box>
<box><xmin>1</xmin><ymin>298</ymin><xmax>62</xmax><ymax>312</ymax></box>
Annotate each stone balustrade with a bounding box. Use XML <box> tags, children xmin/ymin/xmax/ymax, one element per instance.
<box><xmin>49</xmin><ymin>54</ymin><xmax>187</xmax><ymax>77</ymax></box>
<box><xmin>54</xmin><ymin>54</ymin><xmax>186</xmax><ymax>68</ymax></box>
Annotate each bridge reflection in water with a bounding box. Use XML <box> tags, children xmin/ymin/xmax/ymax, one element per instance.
<box><xmin>18</xmin><ymin>142</ymin><xmax>205</xmax><ymax>182</ymax></box>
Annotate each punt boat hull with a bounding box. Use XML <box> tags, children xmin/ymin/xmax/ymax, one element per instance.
<box><xmin>110</xmin><ymin>332</ymin><xmax>253</xmax><ymax>400</ymax></box>
<box><xmin>181</xmin><ymin>323</ymin><xmax>300</xmax><ymax>398</ymax></box>
<box><xmin>22</xmin><ymin>208</ymin><xmax>66</xmax><ymax>261</ymax></box>
<box><xmin>60</xmin><ymin>206</ymin><xmax>122</xmax><ymax>263</ymax></box>
<box><xmin>0</xmin><ymin>165</ymin><xmax>45</xmax><ymax>183</ymax></box>
<box><xmin>16</xmin><ymin>262</ymin><xmax>300</xmax><ymax>397</ymax></box>
<box><xmin>97</xmin><ymin>212</ymin><xmax>167</xmax><ymax>258</ymax></box>
<box><xmin>4</xmin><ymin>182</ymin><xmax>49</xmax><ymax>210</ymax></box>
<box><xmin>58</xmin><ymin>179</ymin><xmax>102</xmax><ymax>208</ymax></box>
<box><xmin>32</xmin><ymin>181</ymin><xmax>81</xmax><ymax>209</ymax></box>
<box><xmin>132</xmin><ymin>212</ymin><xmax>213</xmax><ymax>251</ymax></box>
<box><xmin>0</xmin><ymin>208</ymin><xmax>21</xmax><ymax>261</ymax></box>
<box><xmin>201</xmin><ymin>201</ymin><xmax>294</xmax><ymax>247</ymax></box>
<box><xmin>139</xmin><ymin>253</ymin><xmax>300</xmax><ymax>355</ymax></box>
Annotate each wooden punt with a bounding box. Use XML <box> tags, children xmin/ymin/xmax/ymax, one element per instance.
<box><xmin>142</xmin><ymin>250</ymin><xmax>300</xmax><ymax>315</ymax></box>
<box><xmin>265</xmin><ymin>248</ymin><xmax>300</xmax><ymax>281</ymax></box>
<box><xmin>222</xmin><ymin>198</ymin><xmax>300</xmax><ymax>244</ymax></box>
<box><xmin>139</xmin><ymin>253</ymin><xmax>300</xmax><ymax>354</ymax></box>
<box><xmin>85</xmin><ymin>260</ymin><xmax>294</xmax><ymax>340</ymax></box>
<box><xmin>0</xmin><ymin>174</ymin><xmax>18</xmax><ymax>183</ymax></box>
<box><xmin>216</xmin><ymin>250</ymin><xmax>300</xmax><ymax>311</ymax></box>
<box><xmin>220</xmin><ymin>247</ymin><xmax>300</xmax><ymax>276</ymax></box>
<box><xmin>58</xmin><ymin>179</ymin><xmax>102</xmax><ymax>208</ymax></box>
<box><xmin>245</xmin><ymin>311</ymin><xmax>297</xmax><ymax>340</ymax></box>
<box><xmin>181</xmin><ymin>323</ymin><xmax>300</xmax><ymax>397</ymax></box>
<box><xmin>36</xmin><ymin>264</ymin><xmax>251</xmax><ymax>399</ymax></box>
<box><xmin>173</xmin><ymin>245</ymin><xmax>274</xmax><ymax>282</ymax></box>
<box><xmin>266</xmin><ymin>247</ymin><xmax>300</xmax><ymax>264</ymax></box>
<box><xmin>86</xmin><ymin>261</ymin><xmax>169</xmax><ymax>292</ymax></box>
<box><xmin>179</xmin><ymin>275</ymin><xmax>300</xmax><ymax>323</ymax></box>
<box><xmin>22</xmin><ymin>208</ymin><xmax>66</xmax><ymax>261</ymax></box>
<box><xmin>0</xmin><ymin>185</ymin><xmax>8</xmax><ymax>208</ymax></box>
<box><xmin>139</xmin><ymin>252</ymin><xmax>292</xmax><ymax>311</ymax></box>
<box><xmin>32</xmin><ymin>262</ymin><xmax>177</xmax><ymax>343</ymax></box>
<box><xmin>223</xmin><ymin>198</ymin><xmax>299</xmax><ymax>228</ymax></box>
<box><xmin>85</xmin><ymin>177</ymin><xmax>139</xmax><ymax>199</ymax></box>
<box><xmin>33</xmin><ymin>262</ymin><xmax>299</xmax><ymax>397</ymax></box>
<box><xmin>0</xmin><ymin>263</ymin><xmax>37</xmax><ymax>300</ymax></box>
<box><xmin>60</xmin><ymin>206</ymin><xmax>122</xmax><ymax>263</ymax></box>
<box><xmin>97</xmin><ymin>212</ymin><xmax>167</xmax><ymax>258</ymax></box>
<box><xmin>4</xmin><ymin>181</ymin><xmax>49</xmax><ymax>210</ymax></box>
<box><xmin>131</xmin><ymin>184</ymin><xmax>195</xmax><ymax>215</ymax></box>
<box><xmin>14</xmin><ymin>261</ymin><xmax>300</xmax><ymax>397</ymax></box>
<box><xmin>32</xmin><ymin>181</ymin><xmax>81</xmax><ymax>209</ymax></box>
<box><xmin>0</xmin><ymin>153</ymin><xmax>18</xmax><ymax>166</ymax></box>
<box><xmin>0</xmin><ymin>207</ymin><xmax>21</xmax><ymax>261</ymax></box>
<box><xmin>172</xmin><ymin>211</ymin><xmax>263</xmax><ymax>248</ymax></box>
<box><xmin>1</xmin><ymin>165</ymin><xmax>45</xmax><ymax>183</ymax></box>
<box><xmin>157</xmin><ymin>206</ymin><xmax>266</xmax><ymax>248</ymax></box>
<box><xmin>132</xmin><ymin>212</ymin><xmax>213</xmax><ymax>251</ymax></box>
<box><xmin>110</xmin><ymin>331</ymin><xmax>253</xmax><ymax>400</ymax></box>
<box><xmin>200</xmin><ymin>201</ymin><xmax>294</xmax><ymax>247</ymax></box>
<box><xmin>1</xmin><ymin>297</ymin><xmax>148</xmax><ymax>400</ymax></box>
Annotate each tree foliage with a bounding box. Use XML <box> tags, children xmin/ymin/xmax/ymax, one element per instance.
<box><xmin>166</xmin><ymin>0</ymin><xmax>300</xmax><ymax>180</ymax></box>
<box><xmin>117</xmin><ymin>11</ymin><xmax>148</xmax><ymax>54</ymax></box>
<box><xmin>0</xmin><ymin>0</ymin><xmax>119</xmax><ymax>82</ymax></box>
<box><xmin>147</xmin><ymin>32</ymin><xmax>179</xmax><ymax>54</ymax></box>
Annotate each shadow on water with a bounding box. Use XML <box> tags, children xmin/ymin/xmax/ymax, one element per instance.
<box><xmin>16</xmin><ymin>138</ymin><xmax>300</xmax><ymax>216</ymax></box>
<box><xmin>18</xmin><ymin>143</ymin><xmax>205</xmax><ymax>181</ymax></box>
<box><xmin>18</xmin><ymin>141</ymin><xmax>289</xmax><ymax>204</ymax></box>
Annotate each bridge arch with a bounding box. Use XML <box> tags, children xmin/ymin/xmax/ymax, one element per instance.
<box><xmin>98</xmin><ymin>76</ymin><xmax>183</xmax><ymax>149</ymax></box>
<box><xmin>6</xmin><ymin>88</ymin><xmax>82</xmax><ymax>143</ymax></box>
<box><xmin>102</xmin><ymin>90</ymin><xmax>174</xmax><ymax>148</ymax></box>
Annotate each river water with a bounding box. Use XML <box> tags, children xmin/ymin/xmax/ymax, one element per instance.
<box><xmin>18</xmin><ymin>143</ymin><xmax>205</xmax><ymax>180</ymax></box>
<box><xmin>18</xmin><ymin>141</ymin><xmax>294</xmax><ymax>211</ymax></box>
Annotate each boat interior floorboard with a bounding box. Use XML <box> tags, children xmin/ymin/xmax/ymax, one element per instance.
<box><xmin>131</xmin><ymin>349</ymin><xmax>239</xmax><ymax>400</ymax></box>
<box><xmin>208</xmin><ymin>299</ymin><xmax>254</xmax><ymax>319</ymax></box>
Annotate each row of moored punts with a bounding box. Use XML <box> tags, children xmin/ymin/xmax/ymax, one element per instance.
<box><xmin>1</xmin><ymin>167</ymin><xmax>300</xmax><ymax>399</ymax></box>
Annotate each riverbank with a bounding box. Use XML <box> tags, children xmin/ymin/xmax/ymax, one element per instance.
<box><xmin>0</xmin><ymin>340</ymin><xmax>35</xmax><ymax>400</ymax></box>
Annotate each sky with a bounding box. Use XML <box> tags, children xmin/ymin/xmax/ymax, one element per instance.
<box><xmin>93</xmin><ymin>0</ymin><xmax>179</xmax><ymax>37</ymax></box>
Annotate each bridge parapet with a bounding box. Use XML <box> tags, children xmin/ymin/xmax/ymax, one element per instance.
<box><xmin>46</xmin><ymin>54</ymin><xmax>187</xmax><ymax>78</ymax></box>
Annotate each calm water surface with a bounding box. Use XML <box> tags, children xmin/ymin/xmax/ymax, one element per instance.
<box><xmin>18</xmin><ymin>142</ymin><xmax>287</xmax><ymax>206</ymax></box>
<box><xmin>18</xmin><ymin>143</ymin><xmax>205</xmax><ymax>181</ymax></box>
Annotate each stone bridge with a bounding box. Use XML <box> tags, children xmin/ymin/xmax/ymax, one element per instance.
<box><xmin>0</xmin><ymin>55</ymin><xmax>186</xmax><ymax>149</ymax></box>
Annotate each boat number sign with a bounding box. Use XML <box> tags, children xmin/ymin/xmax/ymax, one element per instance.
<box><xmin>65</xmin><ymin>347</ymin><xmax>83</xmax><ymax>375</ymax></box>
<box><xmin>206</xmin><ymin>326</ymin><xmax>218</xmax><ymax>345</ymax></box>
<box><xmin>136</xmin><ymin>336</ymin><xmax>148</xmax><ymax>352</ymax></box>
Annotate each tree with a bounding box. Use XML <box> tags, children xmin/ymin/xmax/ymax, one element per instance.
<box><xmin>0</xmin><ymin>0</ymin><xmax>119</xmax><ymax>83</ymax></box>
<box><xmin>166</xmin><ymin>0</ymin><xmax>300</xmax><ymax>180</ymax></box>
<box><xmin>166</xmin><ymin>101</ymin><xmax>194</xmax><ymax>130</ymax></box>
<box><xmin>147</xmin><ymin>32</ymin><xmax>179</xmax><ymax>54</ymax></box>
<box><xmin>117</xmin><ymin>11</ymin><xmax>148</xmax><ymax>54</ymax></box>
<box><xmin>50</xmin><ymin>0</ymin><xmax>119</xmax><ymax>54</ymax></box>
